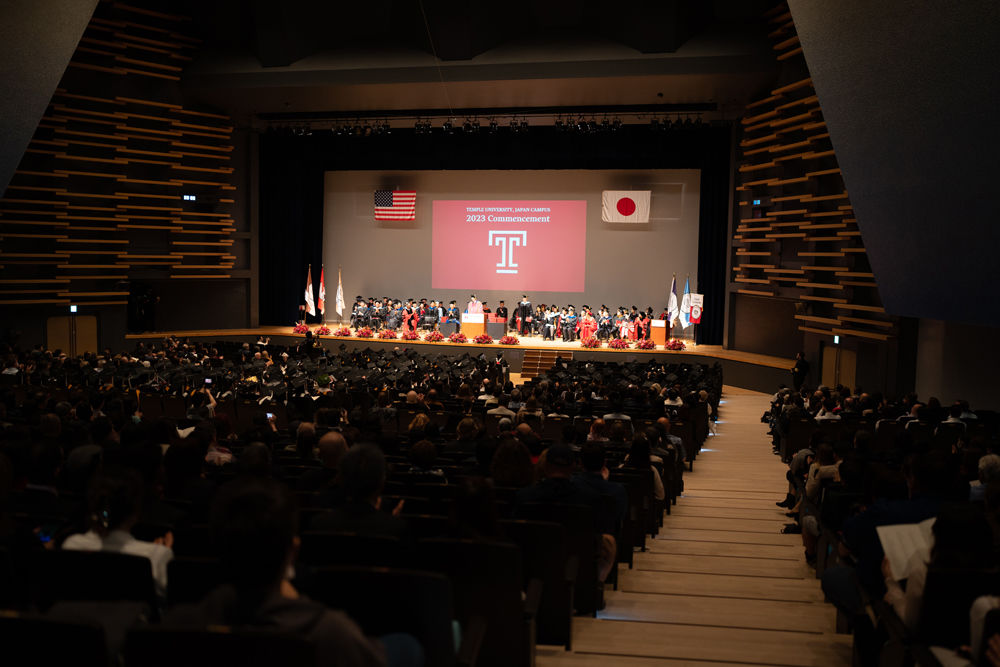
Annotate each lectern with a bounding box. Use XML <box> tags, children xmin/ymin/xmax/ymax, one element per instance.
<box><xmin>461</xmin><ymin>313</ymin><xmax>486</xmax><ymax>338</ymax></box>
<box><xmin>650</xmin><ymin>319</ymin><xmax>669</xmax><ymax>345</ymax></box>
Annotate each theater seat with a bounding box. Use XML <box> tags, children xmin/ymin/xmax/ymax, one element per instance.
<box><xmin>124</xmin><ymin>627</ymin><xmax>314</xmax><ymax>667</ymax></box>
<box><xmin>0</xmin><ymin>612</ymin><xmax>108</xmax><ymax>667</ymax></box>
<box><xmin>28</xmin><ymin>550</ymin><xmax>157</xmax><ymax>617</ymax></box>
<box><xmin>302</xmin><ymin>565</ymin><xmax>483</xmax><ymax>667</ymax></box>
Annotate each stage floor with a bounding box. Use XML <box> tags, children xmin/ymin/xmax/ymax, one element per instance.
<box><xmin>126</xmin><ymin>325</ymin><xmax>792</xmax><ymax>371</ymax></box>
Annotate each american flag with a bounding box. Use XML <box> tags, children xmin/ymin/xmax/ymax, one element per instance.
<box><xmin>374</xmin><ymin>190</ymin><xmax>416</xmax><ymax>220</ymax></box>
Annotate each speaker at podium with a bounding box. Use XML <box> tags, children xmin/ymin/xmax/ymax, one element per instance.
<box><xmin>461</xmin><ymin>313</ymin><xmax>486</xmax><ymax>338</ymax></box>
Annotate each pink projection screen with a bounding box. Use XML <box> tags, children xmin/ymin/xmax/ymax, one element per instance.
<box><xmin>431</xmin><ymin>200</ymin><xmax>587</xmax><ymax>292</ymax></box>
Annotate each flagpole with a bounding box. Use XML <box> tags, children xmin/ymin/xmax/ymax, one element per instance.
<box><xmin>337</xmin><ymin>265</ymin><xmax>343</xmax><ymax>326</ymax></box>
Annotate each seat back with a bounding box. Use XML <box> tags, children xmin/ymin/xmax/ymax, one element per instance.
<box><xmin>516</xmin><ymin>502</ymin><xmax>599</xmax><ymax>615</ymax></box>
<box><xmin>303</xmin><ymin>566</ymin><xmax>458</xmax><ymax>667</ymax></box>
<box><xmin>30</xmin><ymin>549</ymin><xmax>156</xmax><ymax>613</ymax></box>
<box><xmin>125</xmin><ymin>627</ymin><xmax>314</xmax><ymax>667</ymax></box>
<box><xmin>0</xmin><ymin>613</ymin><xmax>108</xmax><ymax>667</ymax></box>
<box><xmin>418</xmin><ymin>537</ymin><xmax>528</xmax><ymax>667</ymax></box>
<box><xmin>167</xmin><ymin>557</ymin><xmax>224</xmax><ymax>608</ymax></box>
<box><xmin>298</xmin><ymin>531</ymin><xmax>404</xmax><ymax>568</ymax></box>
<box><xmin>501</xmin><ymin>519</ymin><xmax>574</xmax><ymax>648</ymax></box>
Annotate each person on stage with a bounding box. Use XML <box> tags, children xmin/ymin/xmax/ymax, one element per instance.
<box><xmin>386</xmin><ymin>300</ymin><xmax>402</xmax><ymax>329</ymax></box>
<box><xmin>466</xmin><ymin>294</ymin><xmax>483</xmax><ymax>314</ymax></box>
<box><xmin>543</xmin><ymin>305</ymin><xmax>557</xmax><ymax>340</ymax></box>
<box><xmin>370</xmin><ymin>298</ymin><xmax>384</xmax><ymax>330</ymax></box>
<box><xmin>513</xmin><ymin>295</ymin><xmax>530</xmax><ymax>336</ymax></box>
<box><xmin>427</xmin><ymin>299</ymin><xmax>444</xmax><ymax>329</ymax></box>
<box><xmin>578</xmin><ymin>306</ymin><xmax>598</xmax><ymax>340</ymax></box>
<box><xmin>597</xmin><ymin>306</ymin><xmax>612</xmax><ymax>340</ymax></box>
<box><xmin>482</xmin><ymin>302</ymin><xmax>491</xmax><ymax>315</ymax></box>
<box><xmin>495</xmin><ymin>300</ymin><xmax>508</xmax><ymax>328</ymax></box>
<box><xmin>562</xmin><ymin>306</ymin><xmax>578</xmax><ymax>341</ymax></box>
<box><xmin>639</xmin><ymin>308</ymin><xmax>652</xmax><ymax>340</ymax></box>
<box><xmin>402</xmin><ymin>300</ymin><xmax>417</xmax><ymax>333</ymax></box>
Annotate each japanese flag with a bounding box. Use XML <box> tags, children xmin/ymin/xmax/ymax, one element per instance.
<box><xmin>602</xmin><ymin>190</ymin><xmax>651</xmax><ymax>223</ymax></box>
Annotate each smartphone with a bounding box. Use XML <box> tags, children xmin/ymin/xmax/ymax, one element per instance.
<box><xmin>266</xmin><ymin>412</ymin><xmax>275</xmax><ymax>420</ymax></box>
<box><xmin>204</xmin><ymin>378</ymin><xmax>212</xmax><ymax>385</ymax></box>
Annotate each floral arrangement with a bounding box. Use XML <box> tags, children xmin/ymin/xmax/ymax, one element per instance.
<box><xmin>636</xmin><ymin>338</ymin><xmax>656</xmax><ymax>350</ymax></box>
<box><xmin>473</xmin><ymin>334</ymin><xmax>494</xmax><ymax>344</ymax></box>
<box><xmin>314</xmin><ymin>325</ymin><xmax>331</xmax><ymax>336</ymax></box>
<box><xmin>424</xmin><ymin>331</ymin><xmax>445</xmax><ymax>342</ymax></box>
<box><xmin>608</xmin><ymin>338</ymin><xmax>631</xmax><ymax>349</ymax></box>
<box><xmin>378</xmin><ymin>329</ymin><xmax>398</xmax><ymax>339</ymax></box>
<box><xmin>664</xmin><ymin>338</ymin><xmax>687</xmax><ymax>351</ymax></box>
<box><xmin>448</xmin><ymin>332</ymin><xmax>468</xmax><ymax>343</ymax></box>
<box><xmin>292</xmin><ymin>323</ymin><xmax>309</xmax><ymax>334</ymax></box>
<box><xmin>400</xmin><ymin>330</ymin><xmax>420</xmax><ymax>341</ymax></box>
<box><xmin>498</xmin><ymin>335</ymin><xmax>520</xmax><ymax>345</ymax></box>
<box><xmin>333</xmin><ymin>327</ymin><xmax>351</xmax><ymax>337</ymax></box>
<box><xmin>355</xmin><ymin>327</ymin><xmax>374</xmax><ymax>338</ymax></box>
<box><xmin>580</xmin><ymin>337</ymin><xmax>602</xmax><ymax>348</ymax></box>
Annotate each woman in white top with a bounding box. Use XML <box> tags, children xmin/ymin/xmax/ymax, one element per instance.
<box><xmin>63</xmin><ymin>468</ymin><xmax>174</xmax><ymax>597</ymax></box>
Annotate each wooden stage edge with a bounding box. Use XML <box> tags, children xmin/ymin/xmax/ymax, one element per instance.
<box><xmin>126</xmin><ymin>326</ymin><xmax>793</xmax><ymax>380</ymax></box>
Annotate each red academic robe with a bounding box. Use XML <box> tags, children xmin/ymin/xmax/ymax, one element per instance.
<box><xmin>579</xmin><ymin>315</ymin><xmax>598</xmax><ymax>340</ymax></box>
<box><xmin>627</xmin><ymin>320</ymin><xmax>638</xmax><ymax>340</ymax></box>
<box><xmin>638</xmin><ymin>316</ymin><xmax>651</xmax><ymax>339</ymax></box>
<box><xmin>403</xmin><ymin>309</ymin><xmax>417</xmax><ymax>332</ymax></box>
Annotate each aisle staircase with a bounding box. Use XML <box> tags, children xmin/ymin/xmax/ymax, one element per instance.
<box><xmin>521</xmin><ymin>349</ymin><xmax>568</xmax><ymax>380</ymax></box>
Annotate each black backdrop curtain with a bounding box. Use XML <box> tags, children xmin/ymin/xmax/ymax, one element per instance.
<box><xmin>258</xmin><ymin>125</ymin><xmax>733</xmax><ymax>343</ymax></box>
<box><xmin>259</xmin><ymin>136</ymin><xmax>324</xmax><ymax>326</ymax></box>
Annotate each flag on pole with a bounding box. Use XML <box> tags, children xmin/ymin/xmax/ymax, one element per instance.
<box><xmin>680</xmin><ymin>276</ymin><xmax>692</xmax><ymax>329</ymax></box>
<box><xmin>374</xmin><ymin>190</ymin><xmax>416</xmax><ymax>220</ymax></box>
<box><xmin>318</xmin><ymin>266</ymin><xmax>326</xmax><ymax>316</ymax></box>
<box><xmin>335</xmin><ymin>267</ymin><xmax>345</xmax><ymax>317</ymax></box>
<box><xmin>304</xmin><ymin>265</ymin><xmax>315</xmax><ymax>317</ymax></box>
<box><xmin>689</xmin><ymin>294</ymin><xmax>704</xmax><ymax>324</ymax></box>
<box><xmin>667</xmin><ymin>274</ymin><xmax>679</xmax><ymax>327</ymax></box>
<box><xmin>601</xmin><ymin>190</ymin><xmax>651</xmax><ymax>223</ymax></box>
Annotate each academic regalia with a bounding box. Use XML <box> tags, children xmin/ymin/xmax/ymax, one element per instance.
<box><xmin>543</xmin><ymin>310</ymin><xmax>557</xmax><ymax>340</ymax></box>
<box><xmin>579</xmin><ymin>313</ymin><xmax>598</xmax><ymax>340</ymax></box>
<box><xmin>495</xmin><ymin>305</ymin><xmax>508</xmax><ymax>322</ymax></box>
<box><xmin>402</xmin><ymin>307</ymin><xmax>417</xmax><ymax>333</ymax></box>
<box><xmin>516</xmin><ymin>299</ymin><xmax>532</xmax><ymax>335</ymax></box>
<box><xmin>562</xmin><ymin>312</ymin><xmax>578</xmax><ymax>341</ymax></box>
<box><xmin>639</xmin><ymin>315</ymin><xmax>651</xmax><ymax>339</ymax></box>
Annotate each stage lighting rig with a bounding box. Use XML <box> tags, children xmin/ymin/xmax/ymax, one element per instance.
<box><xmin>488</xmin><ymin>117</ymin><xmax>498</xmax><ymax>133</ymax></box>
<box><xmin>442</xmin><ymin>118</ymin><xmax>455</xmax><ymax>134</ymax></box>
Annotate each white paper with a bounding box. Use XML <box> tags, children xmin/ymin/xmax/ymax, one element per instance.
<box><xmin>877</xmin><ymin>517</ymin><xmax>936</xmax><ymax>580</ymax></box>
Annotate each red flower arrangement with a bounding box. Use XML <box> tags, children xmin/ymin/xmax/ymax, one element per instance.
<box><xmin>448</xmin><ymin>332</ymin><xmax>468</xmax><ymax>343</ymax></box>
<box><xmin>636</xmin><ymin>338</ymin><xmax>656</xmax><ymax>350</ymax></box>
<box><xmin>580</xmin><ymin>337</ymin><xmax>602</xmax><ymax>348</ymax></box>
<box><xmin>473</xmin><ymin>334</ymin><xmax>494</xmax><ymax>344</ymax></box>
<box><xmin>292</xmin><ymin>323</ymin><xmax>309</xmax><ymax>334</ymax></box>
<box><xmin>608</xmin><ymin>338</ymin><xmax>631</xmax><ymax>349</ymax></box>
<box><xmin>498</xmin><ymin>335</ymin><xmax>520</xmax><ymax>345</ymax></box>
<box><xmin>400</xmin><ymin>330</ymin><xmax>420</xmax><ymax>341</ymax></box>
<box><xmin>314</xmin><ymin>325</ymin><xmax>331</xmax><ymax>336</ymax></box>
<box><xmin>378</xmin><ymin>329</ymin><xmax>398</xmax><ymax>339</ymax></box>
<box><xmin>355</xmin><ymin>327</ymin><xmax>374</xmax><ymax>338</ymax></box>
<box><xmin>664</xmin><ymin>338</ymin><xmax>687</xmax><ymax>351</ymax></box>
<box><xmin>333</xmin><ymin>327</ymin><xmax>351</xmax><ymax>337</ymax></box>
<box><xmin>424</xmin><ymin>331</ymin><xmax>445</xmax><ymax>342</ymax></box>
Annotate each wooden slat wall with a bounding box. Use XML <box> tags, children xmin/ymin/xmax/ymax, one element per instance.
<box><xmin>732</xmin><ymin>3</ymin><xmax>895</xmax><ymax>342</ymax></box>
<box><xmin>0</xmin><ymin>0</ymin><xmax>235</xmax><ymax>309</ymax></box>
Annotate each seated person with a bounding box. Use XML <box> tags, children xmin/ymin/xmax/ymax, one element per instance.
<box><xmin>63</xmin><ymin>467</ymin><xmax>174</xmax><ymax>597</ymax></box>
<box><xmin>166</xmin><ymin>477</ymin><xmax>401</xmax><ymax>666</ymax></box>
<box><xmin>309</xmin><ymin>444</ymin><xmax>410</xmax><ymax>541</ymax></box>
<box><xmin>515</xmin><ymin>443</ymin><xmax>617</xmax><ymax>581</ymax></box>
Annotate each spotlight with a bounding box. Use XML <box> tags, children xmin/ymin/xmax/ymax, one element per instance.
<box><xmin>650</xmin><ymin>118</ymin><xmax>661</xmax><ymax>131</ymax></box>
<box><xmin>510</xmin><ymin>117</ymin><xmax>518</xmax><ymax>132</ymax></box>
<box><xmin>612</xmin><ymin>117</ymin><xmax>622</xmax><ymax>132</ymax></box>
<box><xmin>601</xmin><ymin>116</ymin><xmax>610</xmax><ymax>132</ymax></box>
<box><xmin>683</xmin><ymin>115</ymin><xmax>694</xmax><ymax>128</ymax></box>
<box><xmin>520</xmin><ymin>118</ymin><xmax>529</xmax><ymax>131</ymax></box>
<box><xmin>471</xmin><ymin>118</ymin><xmax>480</xmax><ymax>132</ymax></box>
<box><xmin>462</xmin><ymin>119</ymin><xmax>472</xmax><ymax>133</ymax></box>
<box><xmin>443</xmin><ymin>118</ymin><xmax>454</xmax><ymax>134</ymax></box>
<box><xmin>576</xmin><ymin>117</ymin><xmax>586</xmax><ymax>132</ymax></box>
<box><xmin>488</xmin><ymin>117</ymin><xmax>498</xmax><ymax>133</ymax></box>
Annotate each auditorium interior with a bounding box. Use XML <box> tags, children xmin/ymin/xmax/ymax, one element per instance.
<box><xmin>2</xmin><ymin>1</ymin><xmax>999</xmax><ymax>666</ymax></box>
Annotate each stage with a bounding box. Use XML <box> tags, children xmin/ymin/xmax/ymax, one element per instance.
<box><xmin>126</xmin><ymin>326</ymin><xmax>793</xmax><ymax>393</ymax></box>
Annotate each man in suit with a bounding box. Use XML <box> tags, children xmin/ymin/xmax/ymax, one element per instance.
<box><xmin>562</xmin><ymin>306</ymin><xmax>578</xmax><ymax>341</ymax></box>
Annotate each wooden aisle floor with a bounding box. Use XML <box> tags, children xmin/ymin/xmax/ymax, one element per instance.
<box><xmin>536</xmin><ymin>386</ymin><xmax>852</xmax><ymax>667</ymax></box>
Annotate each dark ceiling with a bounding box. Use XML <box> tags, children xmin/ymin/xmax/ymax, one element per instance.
<box><xmin>168</xmin><ymin>0</ymin><xmax>779</xmax><ymax>125</ymax></box>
